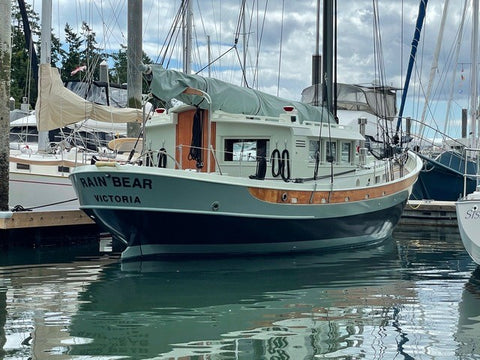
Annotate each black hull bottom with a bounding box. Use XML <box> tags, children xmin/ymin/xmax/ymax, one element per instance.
<box><xmin>84</xmin><ymin>201</ymin><xmax>406</xmax><ymax>260</ymax></box>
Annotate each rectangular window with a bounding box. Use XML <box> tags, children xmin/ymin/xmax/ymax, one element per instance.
<box><xmin>224</xmin><ymin>139</ymin><xmax>269</xmax><ymax>161</ymax></box>
<box><xmin>309</xmin><ymin>140</ymin><xmax>320</xmax><ymax>162</ymax></box>
<box><xmin>341</xmin><ymin>142</ymin><xmax>351</xmax><ymax>163</ymax></box>
<box><xmin>326</xmin><ymin>141</ymin><xmax>337</xmax><ymax>162</ymax></box>
<box><xmin>58</xmin><ymin>166</ymin><xmax>70</xmax><ymax>173</ymax></box>
<box><xmin>16</xmin><ymin>163</ymin><xmax>30</xmax><ymax>170</ymax></box>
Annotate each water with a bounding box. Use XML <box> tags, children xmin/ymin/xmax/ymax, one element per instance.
<box><xmin>0</xmin><ymin>225</ymin><xmax>479</xmax><ymax>360</ymax></box>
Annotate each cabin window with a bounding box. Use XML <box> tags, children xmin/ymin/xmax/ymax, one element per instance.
<box><xmin>224</xmin><ymin>139</ymin><xmax>269</xmax><ymax>161</ymax></box>
<box><xmin>58</xmin><ymin>166</ymin><xmax>70</xmax><ymax>173</ymax></box>
<box><xmin>16</xmin><ymin>163</ymin><xmax>30</xmax><ymax>170</ymax></box>
<box><xmin>341</xmin><ymin>142</ymin><xmax>351</xmax><ymax>163</ymax></box>
<box><xmin>309</xmin><ymin>140</ymin><xmax>320</xmax><ymax>162</ymax></box>
<box><xmin>326</xmin><ymin>141</ymin><xmax>337</xmax><ymax>162</ymax></box>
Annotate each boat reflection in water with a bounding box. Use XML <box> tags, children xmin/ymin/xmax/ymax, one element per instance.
<box><xmin>457</xmin><ymin>268</ymin><xmax>480</xmax><ymax>357</ymax></box>
<box><xmin>67</xmin><ymin>240</ymin><xmax>409</xmax><ymax>359</ymax></box>
<box><xmin>1</xmin><ymin>226</ymin><xmax>477</xmax><ymax>359</ymax></box>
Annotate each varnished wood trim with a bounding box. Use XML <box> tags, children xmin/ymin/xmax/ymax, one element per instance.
<box><xmin>248</xmin><ymin>173</ymin><xmax>418</xmax><ymax>204</ymax></box>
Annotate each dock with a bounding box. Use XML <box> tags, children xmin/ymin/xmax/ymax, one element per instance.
<box><xmin>0</xmin><ymin>209</ymin><xmax>103</xmax><ymax>248</ymax></box>
<box><xmin>0</xmin><ymin>209</ymin><xmax>94</xmax><ymax>229</ymax></box>
<box><xmin>400</xmin><ymin>200</ymin><xmax>457</xmax><ymax>227</ymax></box>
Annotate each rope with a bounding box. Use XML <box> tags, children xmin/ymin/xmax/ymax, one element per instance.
<box><xmin>11</xmin><ymin>198</ymin><xmax>79</xmax><ymax>212</ymax></box>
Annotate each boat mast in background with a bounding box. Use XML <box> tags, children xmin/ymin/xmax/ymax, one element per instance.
<box><xmin>396</xmin><ymin>0</ymin><xmax>428</xmax><ymax>136</ymax></box>
<box><xmin>127</xmin><ymin>0</ymin><xmax>142</xmax><ymax>139</ymax></box>
<box><xmin>470</xmin><ymin>0</ymin><xmax>479</xmax><ymax>149</ymax></box>
<box><xmin>37</xmin><ymin>0</ymin><xmax>52</xmax><ymax>153</ymax></box>
<box><xmin>183</xmin><ymin>0</ymin><xmax>193</xmax><ymax>74</ymax></box>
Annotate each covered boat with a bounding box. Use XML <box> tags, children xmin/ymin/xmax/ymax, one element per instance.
<box><xmin>69</xmin><ymin>64</ymin><xmax>422</xmax><ymax>260</ymax></box>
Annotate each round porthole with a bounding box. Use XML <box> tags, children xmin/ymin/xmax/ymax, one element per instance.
<box><xmin>281</xmin><ymin>193</ymin><xmax>288</xmax><ymax>202</ymax></box>
<box><xmin>211</xmin><ymin>201</ymin><xmax>220</xmax><ymax>211</ymax></box>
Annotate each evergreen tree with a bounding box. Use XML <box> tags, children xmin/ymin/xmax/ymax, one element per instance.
<box><xmin>80</xmin><ymin>21</ymin><xmax>103</xmax><ymax>81</ymax></box>
<box><xmin>110</xmin><ymin>45</ymin><xmax>127</xmax><ymax>85</ymax></box>
<box><xmin>10</xmin><ymin>1</ymin><xmax>40</xmax><ymax>108</ymax></box>
<box><xmin>10</xmin><ymin>2</ymin><xmax>63</xmax><ymax>107</ymax></box>
<box><xmin>111</xmin><ymin>45</ymin><xmax>153</xmax><ymax>93</ymax></box>
<box><xmin>62</xmin><ymin>23</ymin><xmax>83</xmax><ymax>82</ymax></box>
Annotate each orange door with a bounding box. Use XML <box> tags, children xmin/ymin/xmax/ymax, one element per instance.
<box><xmin>176</xmin><ymin>109</ymin><xmax>216</xmax><ymax>172</ymax></box>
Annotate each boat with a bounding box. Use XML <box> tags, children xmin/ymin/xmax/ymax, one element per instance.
<box><xmin>407</xmin><ymin>0</ymin><xmax>480</xmax><ymax>202</ymax></box>
<box><xmin>456</xmin><ymin>188</ymin><xmax>480</xmax><ymax>265</ymax></box>
<box><xmin>8</xmin><ymin>62</ymin><xmax>146</xmax><ymax>211</ymax></box>
<box><xmin>455</xmin><ymin>0</ymin><xmax>480</xmax><ymax>265</ymax></box>
<box><xmin>68</xmin><ymin>0</ymin><xmax>423</xmax><ymax>260</ymax></box>
<box><xmin>455</xmin><ymin>146</ymin><xmax>480</xmax><ymax>265</ymax></box>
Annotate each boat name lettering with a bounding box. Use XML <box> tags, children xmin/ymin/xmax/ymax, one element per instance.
<box><xmin>94</xmin><ymin>194</ymin><xmax>141</xmax><ymax>204</ymax></box>
<box><xmin>80</xmin><ymin>176</ymin><xmax>152</xmax><ymax>189</ymax></box>
<box><xmin>465</xmin><ymin>209</ymin><xmax>480</xmax><ymax>220</ymax></box>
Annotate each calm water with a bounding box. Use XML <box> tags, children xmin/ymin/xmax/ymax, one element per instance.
<box><xmin>0</xmin><ymin>225</ymin><xmax>479</xmax><ymax>360</ymax></box>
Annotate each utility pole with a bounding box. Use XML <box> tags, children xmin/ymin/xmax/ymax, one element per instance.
<box><xmin>0</xmin><ymin>0</ymin><xmax>11</xmax><ymax>211</ymax></box>
<box><xmin>127</xmin><ymin>0</ymin><xmax>142</xmax><ymax>138</ymax></box>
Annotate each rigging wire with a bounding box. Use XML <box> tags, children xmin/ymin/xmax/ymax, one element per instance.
<box><xmin>233</xmin><ymin>0</ymin><xmax>249</xmax><ymax>87</ymax></box>
<box><xmin>252</xmin><ymin>0</ymin><xmax>269</xmax><ymax>89</ymax></box>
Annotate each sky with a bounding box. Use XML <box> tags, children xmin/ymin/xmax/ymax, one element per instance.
<box><xmin>28</xmin><ymin>0</ymin><xmax>475</xmax><ymax>139</ymax></box>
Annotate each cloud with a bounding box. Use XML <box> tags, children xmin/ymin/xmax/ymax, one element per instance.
<box><xmin>29</xmin><ymin>0</ymin><xmax>474</xmax><ymax>136</ymax></box>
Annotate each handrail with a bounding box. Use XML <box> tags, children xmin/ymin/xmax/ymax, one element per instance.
<box><xmin>461</xmin><ymin>147</ymin><xmax>480</xmax><ymax>197</ymax></box>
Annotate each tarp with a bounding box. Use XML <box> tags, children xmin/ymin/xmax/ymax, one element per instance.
<box><xmin>148</xmin><ymin>65</ymin><xmax>333</xmax><ymax>124</ymax></box>
<box><xmin>301</xmin><ymin>83</ymin><xmax>398</xmax><ymax>119</ymax></box>
<box><xmin>35</xmin><ymin>64</ymin><xmax>143</xmax><ymax>131</ymax></box>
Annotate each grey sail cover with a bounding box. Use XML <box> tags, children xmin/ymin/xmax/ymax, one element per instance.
<box><xmin>149</xmin><ymin>65</ymin><xmax>333</xmax><ymax>123</ymax></box>
<box><xmin>301</xmin><ymin>83</ymin><xmax>398</xmax><ymax>119</ymax></box>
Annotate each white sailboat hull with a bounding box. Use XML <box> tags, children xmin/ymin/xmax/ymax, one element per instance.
<box><xmin>9</xmin><ymin>171</ymin><xmax>79</xmax><ymax>211</ymax></box>
<box><xmin>456</xmin><ymin>191</ymin><xmax>480</xmax><ymax>265</ymax></box>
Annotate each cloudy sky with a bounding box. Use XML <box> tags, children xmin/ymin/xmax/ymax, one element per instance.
<box><xmin>30</xmin><ymin>0</ymin><xmax>474</xmax><ymax>138</ymax></box>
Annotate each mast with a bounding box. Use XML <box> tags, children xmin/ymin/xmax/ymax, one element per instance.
<box><xmin>396</xmin><ymin>0</ymin><xmax>428</xmax><ymax>133</ymax></box>
<box><xmin>312</xmin><ymin>0</ymin><xmax>321</xmax><ymax>106</ymax></box>
<box><xmin>183</xmin><ymin>0</ymin><xmax>193</xmax><ymax>74</ymax></box>
<box><xmin>0</xmin><ymin>0</ymin><xmax>12</xmax><ymax>210</ymax></box>
<box><xmin>127</xmin><ymin>0</ymin><xmax>142</xmax><ymax>138</ymax></box>
<box><xmin>322</xmin><ymin>0</ymin><xmax>334</xmax><ymax>114</ymax></box>
<box><xmin>37</xmin><ymin>0</ymin><xmax>52</xmax><ymax>152</ymax></box>
<box><xmin>471</xmin><ymin>0</ymin><xmax>479</xmax><ymax>149</ymax></box>
<box><xmin>17</xmin><ymin>0</ymin><xmax>39</xmax><ymax>93</ymax></box>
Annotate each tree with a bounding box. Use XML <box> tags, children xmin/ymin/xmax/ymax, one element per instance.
<box><xmin>111</xmin><ymin>45</ymin><xmax>153</xmax><ymax>94</ymax></box>
<box><xmin>10</xmin><ymin>1</ymin><xmax>40</xmax><ymax>108</ymax></box>
<box><xmin>62</xmin><ymin>23</ymin><xmax>83</xmax><ymax>82</ymax></box>
<box><xmin>80</xmin><ymin>21</ymin><xmax>103</xmax><ymax>80</ymax></box>
<box><xmin>10</xmin><ymin>1</ymin><xmax>63</xmax><ymax>107</ymax></box>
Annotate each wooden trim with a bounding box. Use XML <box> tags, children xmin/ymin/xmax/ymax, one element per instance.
<box><xmin>248</xmin><ymin>173</ymin><xmax>419</xmax><ymax>204</ymax></box>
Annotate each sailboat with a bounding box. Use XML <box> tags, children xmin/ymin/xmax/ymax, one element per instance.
<box><xmin>455</xmin><ymin>0</ymin><xmax>480</xmax><ymax>265</ymax></box>
<box><xmin>8</xmin><ymin>63</ymin><xmax>146</xmax><ymax>211</ymax></box>
<box><xmin>407</xmin><ymin>0</ymin><xmax>480</xmax><ymax>202</ymax></box>
<box><xmin>68</xmin><ymin>0</ymin><xmax>423</xmax><ymax>261</ymax></box>
<box><xmin>8</xmin><ymin>0</ymin><xmax>146</xmax><ymax>212</ymax></box>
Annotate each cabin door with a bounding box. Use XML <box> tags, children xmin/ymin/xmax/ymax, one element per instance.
<box><xmin>175</xmin><ymin>109</ymin><xmax>216</xmax><ymax>172</ymax></box>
